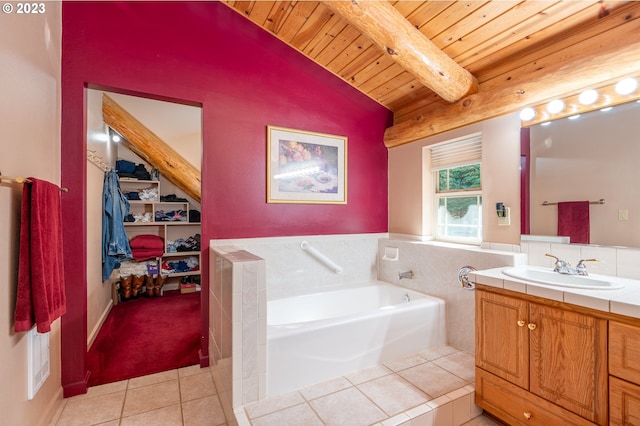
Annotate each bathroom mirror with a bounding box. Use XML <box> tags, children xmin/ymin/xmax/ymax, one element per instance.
<box><xmin>523</xmin><ymin>100</ymin><xmax>640</xmax><ymax>248</ymax></box>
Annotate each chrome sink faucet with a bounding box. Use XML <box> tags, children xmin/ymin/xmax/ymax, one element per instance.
<box><xmin>545</xmin><ymin>253</ymin><xmax>576</xmax><ymax>275</ymax></box>
<box><xmin>576</xmin><ymin>258</ymin><xmax>598</xmax><ymax>276</ymax></box>
<box><xmin>545</xmin><ymin>254</ymin><xmax>598</xmax><ymax>275</ymax></box>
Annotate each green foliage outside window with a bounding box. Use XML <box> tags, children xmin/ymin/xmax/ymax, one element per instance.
<box><xmin>437</xmin><ymin>164</ymin><xmax>480</xmax><ymax>192</ymax></box>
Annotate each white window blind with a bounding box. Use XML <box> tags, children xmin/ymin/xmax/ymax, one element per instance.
<box><xmin>430</xmin><ymin>133</ymin><xmax>482</xmax><ymax>170</ymax></box>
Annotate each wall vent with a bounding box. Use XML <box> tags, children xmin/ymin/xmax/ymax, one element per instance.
<box><xmin>27</xmin><ymin>326</ymin><xmax>50</xmax><ymax>400</ymax></box>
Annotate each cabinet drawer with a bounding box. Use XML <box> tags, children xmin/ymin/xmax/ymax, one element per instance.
<box><xmin>476</xmin><ymin>368</ymin><xmax>596</xmax><ymax>426</ymax></box>
<box><xmin>610</xmin><ymin>376</ymin><xmax>640</xmax><ymax>426</ymax></box>
<box><xmin>610</xmin><ymin>321</ymin><xmax>640</xmax><ymax>385</ymax></box>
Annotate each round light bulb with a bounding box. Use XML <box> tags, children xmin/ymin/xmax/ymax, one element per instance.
<box><xmin>568</xmin><ymin>114</ymin><xmax>581</xmax><ymax>120</ymax></box>
<box><xmin>547</xmin><ymin>99</ymin><xmax>565</xmax><ymax>114</ymax></box>
<box><xmin>519</xmin><ymin>107</ymin><xmax>536</xmax><ymax>121</ymax></box>
<box><xmin>578</xmin><ymin>89</ymin><xmax>598</xmax><ymax>105</ymax></box>
<box><xmin>112</xmin><ymin>134</ymin><xmax>121</xmax><ymax>143</ymax></box>
<box><xmin>615</xmin><ymin>78</ymin><xmax>638</xmax><ymax>95</ymax></box>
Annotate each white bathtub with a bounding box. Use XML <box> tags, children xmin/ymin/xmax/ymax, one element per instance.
<box><xmin>267</xmin><ymin>281</ymin><xmax>446</xmax><ymax>396</ymax></box>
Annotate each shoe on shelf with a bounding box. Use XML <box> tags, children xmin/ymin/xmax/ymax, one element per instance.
<box><xmin>131</xmin><ymin>275</ymin><xmax>145</xmax><ymax>298</ymax></box>
<box><xmin>154</xmin><ymin>274</ymin><xmax>165</xmax><ymax>297</ymax></box>
<box><xmin>144</xmin><ymin>274</ymin><xmax>154</xmax><ymax>297</ymax></box>
<box><xmin>120</xmin><ymin>275</ymin><xmax>133</xmax><ymax>301</ymax></box>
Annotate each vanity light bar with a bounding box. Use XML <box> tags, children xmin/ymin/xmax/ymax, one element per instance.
<box><xmin>520</xmin><ymin>74</ymin><xmax>640</xmax><ymax>127</ymax></box>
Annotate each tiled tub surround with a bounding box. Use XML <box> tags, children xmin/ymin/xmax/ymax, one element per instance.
<box><xmin>267</xmin><ymin>281</ymin><xmax>446</xmax><ymax>396</ymax></box>
<box><xmin>211</xmin><ymin>233</ymin><xmax>387</xmax><ymax>300</ymax></box>
<box><xmin>235</xmin><ymin>345</ymin><xmax>483</xmax><ymax>426</ymax></box>
<box><xmin>210</xmin><ymin>234</ymin><xmax>385</xmax><ymax>409</ymax></box>
<box><xmin>210</xmin><ymin>234</ymin><xmax>387</xmax><ymax>415</ymax></box>
<box><xmin>210</xmin><ymin>247</ymin><xmax>266</xmax><ymax>421</ymax></box>
<box><xmin>377</xmin><ymin>238</ymin><xmax>525</xmax><ymax>353</ymax></box>
<box><xmin>210</xmin><ymin>234</ymin><xmax>524</xmax><ymax>424</ymax></box>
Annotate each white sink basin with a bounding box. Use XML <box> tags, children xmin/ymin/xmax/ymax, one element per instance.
<box><xmin>502</xmin><ymin>267</ymin><xmax>624</xmax><ymax>290</ymax></box>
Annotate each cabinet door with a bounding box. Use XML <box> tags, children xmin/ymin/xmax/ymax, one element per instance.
<box><xmin>475</xmin><ymin>290</ymin><xmax>529</xmax><ymax>389</ymax></box>
<box><xmin>610</xmin><ymin>321</ymin><xmax>640</xmax><ymax>385</ymax></box>
<box><xmin>529</xmin><ymin>303</ymin><xmax>607</xmax><ymax>425</ymax></box>
<box><xmin>610</xmin><ymin>376</ymin><xmax>640</xmax><ymax>426</ymax></box>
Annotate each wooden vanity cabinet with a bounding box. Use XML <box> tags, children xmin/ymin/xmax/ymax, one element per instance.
<box><xmin>609</xmin><ymin>321</ymin><xmax>640</xmax><ymax>425</ymax></box>
<box><xmin>475</xmin><ymin>288</ymin><xmax>608</xmax><ymax>425</ymax></box>
<box><xmin>475</xmin><ymin>290</ymin><xmax>529</xmax><ymax>389</ymax></box>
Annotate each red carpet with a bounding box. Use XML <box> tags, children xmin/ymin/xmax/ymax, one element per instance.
<box><xmin>87</xmin><ymin>291</ymin><xmax>201</xmax><ymax>386</ymax></box>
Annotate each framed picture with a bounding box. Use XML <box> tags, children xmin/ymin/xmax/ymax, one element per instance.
<box><xmin>267</xmin><ymin>126</ymin><xmax>347</xmax><ymax>204</ymax></box>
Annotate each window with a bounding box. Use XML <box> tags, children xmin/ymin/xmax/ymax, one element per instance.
<box><xmin>431</xmin><ymin>134</ymin><xmax>482</xmax><ymax>243</ymax></box>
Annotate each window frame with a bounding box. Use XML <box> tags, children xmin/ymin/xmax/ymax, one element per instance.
<box><xmin>429</xmin><ymin>133</ymin><xmax>483</xmax><ymax>244</ymax></box>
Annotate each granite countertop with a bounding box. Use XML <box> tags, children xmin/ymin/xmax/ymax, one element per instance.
<box><xmin>471</xmin><ymin>267</ymin><xmax>640</xmax><ymax>320</ymax></box>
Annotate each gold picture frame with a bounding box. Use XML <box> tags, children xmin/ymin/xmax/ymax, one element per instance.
<box><xmin>267</xmin><ymin>126</ymin><xmax>347</xmax><ymax>204</ymax></box>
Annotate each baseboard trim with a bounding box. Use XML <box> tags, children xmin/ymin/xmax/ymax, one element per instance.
<box><xmin>62</xmin><ymin>370</ymin><xmax>90</xmax><ymax>398</ymax></box>
<box><xmin>87</xmin><ymin>300</ymin><xmax>113</xmax><ymax>348</ymax></box>
<box><xmin>199</xmin><ymin>349</ymin><xmax>210</xmax><ymax>367</ymax></box>
<box><xmin>38</xmin><ymin>386</ymin><xmax>64</xmax><ymax>426</ymax></box>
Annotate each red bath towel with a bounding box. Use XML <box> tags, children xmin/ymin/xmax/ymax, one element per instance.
<box><xmin>14</xmin><ymin>178</ymin><xmax>67</xmax><ymax>333</ymax></box>
<box><xmin>557</xmin><ymin>201</ymin><xmax>590</xmax><ymax>244</ymax></box>
<box><xmin>129</xmin><ymin>234</ymin><xmax>164</xmax><ymax>261</ymax></box>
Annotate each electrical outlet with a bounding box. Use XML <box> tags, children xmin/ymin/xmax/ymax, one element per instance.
<box><xmin>498</xmin><ymin>207</ymin><xmax>511</xmax><ymax>226</ymax></box>
<box><xmin>619</xmin><ymin>209</ymin><xmax>629</xmax><ymax>221</ymax></box>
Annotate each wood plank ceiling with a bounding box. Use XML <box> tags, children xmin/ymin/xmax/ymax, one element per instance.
<box><xmin>222</xmin><ymin>1</ymin><xmax>640</xmax><ymax>147</ymax></box>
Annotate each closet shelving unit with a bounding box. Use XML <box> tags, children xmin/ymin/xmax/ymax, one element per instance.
<box><xmin>119</xmin><ymin>178</ymin><xmax>201</xmax><ymax>293</ymax></box>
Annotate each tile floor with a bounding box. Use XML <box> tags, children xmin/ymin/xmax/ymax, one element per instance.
<box><xmin>51</xmin><ymin>346</ymin><xmax>500</xmax><ymax>426</ymax></box>
<box><xmin>50</xmin><ymin>364</ymin><xmax>226</xmax><ymax>426</ymax></box>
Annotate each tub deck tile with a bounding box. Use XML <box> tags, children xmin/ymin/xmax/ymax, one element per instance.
<box><xmin>384</xmin><ymin>354</ymin><xmax>428</xmax><ymax>372</ymax></box>
<box><xmin>243</xmin><ymin>391</ymin><xmax>304</xmax><ymax>419</ymax></box>
<box><xmin>250</xmin><ymin>403</ymin><xmax>322</xmax><ymax>426</ymax></box>
<box><xmin>418</xmin><ymin>345</ymin><xmax>460</xmax><ymax>361</ymax></box>
<box><xmin>357</xmin><ymin>374</ymin><xmax>429</xmax><ymax>416</ymax></box>
<box><xmin>240</xmin><ymin>346</ymin><xmax>493</xmax><ymax>426</ymax></box>
<box><xmin>398</xmin><ymin>362</ymin><xmax>468</xmax><ymax>399</ymax></box>
<box><xmin>299</xmin><ymin>376</ymin><xmax>352</xmax><ymax>400</ymax></box>
<box><xmin>432</xmin><ymin>351</ymin><xmax>476</xmax><ymax>383</ymax></box>
<box><xmin>309</xmin><ymin>387</ymin><xmax>387</xmax><ymax>426</ymax></box>
<box><xmin>345</xmin><ymin>364</ymin><xmax>393</xmax><ymax>386</ymax></box>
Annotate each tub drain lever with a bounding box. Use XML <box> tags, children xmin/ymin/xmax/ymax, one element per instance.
<box><xmin>458</xmin><ymin>266</ymin><xmax>477</xmax><ymax>291</ymax></box>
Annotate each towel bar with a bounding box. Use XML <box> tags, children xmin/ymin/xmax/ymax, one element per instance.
<box><xmin>542</xmin><ymin>198</ymin><xmax>604</xmax><ymax>206</ymax></box>
<box><xmin>0</xmin><ymin>171</ymin><xmax>68</xmax><ymax>192</ymax></box>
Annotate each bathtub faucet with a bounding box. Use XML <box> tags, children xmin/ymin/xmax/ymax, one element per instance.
<box><xmin>398</xmin><ymin>270</ymin><xmax>414</xmax><ymax>280</ymax></box>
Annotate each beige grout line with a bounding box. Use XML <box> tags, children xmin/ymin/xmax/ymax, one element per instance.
<box><xmin>177</xmin><ymin>374</ymin><xmax>185</xmax><ymax>426</ymax></box>
<box><xmin>118</xmin><ymin>379</ymin><xmax>131</xmax><ymax>422</ymax></box>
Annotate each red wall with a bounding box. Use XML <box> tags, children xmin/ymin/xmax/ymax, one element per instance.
<box><xmin>60</xmin><ymin>1</ymin><xmax>391</xmax><ymax>395</ymax></box>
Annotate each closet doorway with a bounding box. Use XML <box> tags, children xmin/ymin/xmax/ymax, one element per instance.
<box><xmin>86</xmin><ymin>88</ymin><xmax>203</xmax><ymax>385</ymax></box>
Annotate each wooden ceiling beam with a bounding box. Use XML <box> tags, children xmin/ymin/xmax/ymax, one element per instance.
<box><xmin>102</xmin><ymin>94</ymin><xmax>201</xmax><ymax>202</ymax></box>
<box><xmin>384</xmin><ymin>18</ymin><xmax>640</xmax><ymax>147</ymax></box>
<box><xmin>323</xmin><ymin>0</ymin><xmax>478</xmax><ymax>103</ymax></box>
